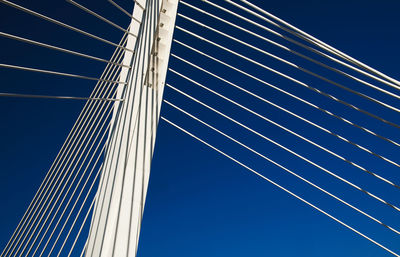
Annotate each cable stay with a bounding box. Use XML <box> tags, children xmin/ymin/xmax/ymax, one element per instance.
<box><xmin>169</xmin><ymin>65</ymin><xmax>400</xmax><ymax>188</ymax></box>
<box><xmin>67</xmin><ymin>0</ymin><xmax>137</xmax><ymax>38</ymax></box>
<box><xmin>0</xmin><ymin>30</ymin><xmax>129</xmax><ymax>257</ymax></box>
<box><xmin>0</xmin><ymin>32</ymin><xmax>130</xmax><ymax>68</ymax></box>
<box><xmin>166</xmin><ymin>83</ymin><xmax>400</xmax><ymax>213</ymax></box>
<box><xmin>202</xmin><ymin>0</ymin><xmax>400</xmax><ymax>92</ymax></box>
<box><xmin>107</xmin><ymin>0</ymin><xmax>141</xmax><ymax>24</ymax></box>
<box><xmin>23</xmin><ymin>108</ymin><xmax>113</xmax><ymax>257</ymax></box>
<box><xmin>161</xmin><ymin>116</ymin><xmax>400</xmax><ymax>257</ymax></box>
<box><xmin>227</xmin><ymin>0</ymin><xmax>400</xmax><ymax>89</ymax></box>
<box><xmin>176</xmin><ymin>25</ymin><xmax>400</xmax><ymax>130</ymax></box>
<box><xmin>0</xmin><ymin>63</ymin><xmax>127</xmax><ymax>84</ymax></box>
<box><xmin>132</xmin><ymin>0</ymin><xmax>146</xmax><ymax>11</ymax></box>
<box><xmin>1</xmin><ymin>1</ymin><xmax>399</xmax><ymax>257</ymax></box>
<box><xmin>0</xmin><ymin>92</ymin><xmax>123</xmax><ymax>101</ymax></box>
<box><xmin>170</xmin><ymin>53</ymin><xmax>400</xmax><ymax>170</ymax></box>
<box><xmin>0</xmin><ymin>0</ymin><xmax>134</xmax><ymax>53</ymax></box>
<box><xmin>179</xmin><ymin>1</ymin><xmax>400</xmax><ymax>102</ymax></box>
<box><xmin>7</xmin><ymin>59</ymin><xmax>125</xmax><ymax>256</ymax></box>
<box><xmin>173</xmin><ymin>39</ymin><xmax>400</xmax><ymax>148</ymax></box>
<box><xmin>177</xmin><ymin>11</ymin><xmax>400</xmax><ymax>107</ymax></box>
<box><xmin>164</xmin><ymin>99</ymin><xmax>400</xmax><ymax>235</ymax></box>
<box><xmin>6</xmin><ymin>87</ymin><xmax>117</xmax><ymax>257</ymax></box>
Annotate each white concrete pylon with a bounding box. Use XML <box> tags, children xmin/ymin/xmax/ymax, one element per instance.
<box><xmin>85</xmin><ymin>1</ymin><xmax>178</xmax><ymax>257</ymax></box>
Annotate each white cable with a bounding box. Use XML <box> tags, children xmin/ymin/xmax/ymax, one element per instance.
<box><xmin>3</xmin><ymin>33</ymin><xmax>127</xmax><ymax>257</ymax></box>
<box><xmin>161</xmin><ymin>116</ymin><xmax>400</xmax><ymax>257</ymax></box>
<box><xmin>169</xmin><ymin>66</ymin><xmax>400</xmax><ymax>189</ymax></box>
<box><xmin>176</xmin><ymin>25</ymin><xmax>400</xmax><ymax>129</ymax></box>
<box><xmin>1</xmin><ymin>33</ymin><xmax>127</xmax><ymax>257</ymax></box>
<box><xmin>235</xmin><ymin>0</ymin><xmax>400</xmax><ymax>89</ymax></box>
<box><xmin>10</xmin><ymin>86</ymin><xmax>116</xmax><ymax>257</ymax></box>
<box><xmin>78</xmin><ymin>239</ymin><xmax>87</xmax><ymax>257</ymax></box>
<box><xmin>17</xmin><ymin>104</ymin><xmax>115</xmax><ymax>257</ymax></box>
<box><xmin>178</xmin><ymin>12</ymin><xmax>400</xmax><ymax>109</ymax></box>
<box><xmin>132</xmin><ymin>0</ymin><xmax>145</xmax><ymax>11</ymax></box>
<box><xmin>8</xmin><ymin>37</ymin><xmax>126</xmax><ymax>256</ymax></box>
<box><xmin>28</xmin><ymin>109</ymin><xmax>113</xmax><ymax>257</ymax></box>
<box><xmin>66</xmin><ymin>193</ymin><xmax>96</xmax><ymax>257</ymax></box>
<box><xmin>42</xmin><ymin>146</ymin><xmax>104</xmax><ymax>257</ymax></box>
<box><xmin>0</xmin><ymin>32</ymin><xmax>130</xmax><ymax>68</ymax></box>
<box><xmin>0</xmin><ymin>63</ymin><xmax>127</xmax><ymax>85</ymax></box>
<box><xmin>166</xmin><ymin>83</ymin><xmax>400</xmax><ymax>212</ymax></box>
<box><xmin>0</xmin><ymin>92</ymin><xmax>123</xmax><ymax>101</ymax></box>
<box><xmin>171</xmin><ymin>54</ymin><xmax>400</xmax><ymax>170</ymax></box>
<box><xmin>25</xmin><ymin>83</ymin><xmax>122</xmax><ymax>252</ymax></box>
<box><xmin>180</xmin><ymin>1</ymin><xmax>400</xmax><ymax>101</ymax></box>
<box><xmin>52</xmin><ymin>145</ymin><xmax>106</xmax><ymax>257</ymax></box>
<box><xmin>0</xmin><ymin>0</ymin><xmax>134</xmax><ymax>52</ymax></box>
<box><xmin>67</xmin><ymin>0</ymin><xmax>137</xmax><ymax>38</ymax></box>
<box><xmin>8</xmin><ymin>46</ymin><xmax>124</xmax><ymax>255</ymax></box>
<box><xmin>202</xmin><ymin>0</ymin><xmax>400</xmax><ymax>92</ymax></box>
<box><xmin>107</xmin><ymin>0</ymin><xmax>141</xmax><ymax>24</ymax></box>
<box><xmin>173</xmin><ymin>39</ymin><xmax>400</xmax><ymax>148</ymax></box>
<box><xmin>164</xmin><ymin>99</ymin><xmax>400</xmax><ymax>235</ymax></box>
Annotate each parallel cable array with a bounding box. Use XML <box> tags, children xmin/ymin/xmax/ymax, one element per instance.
<box><xmin>161</xmin><ymin>0</ymin><xmax>400</xmax><ymax>256</ymax></box>
<box><xmin>0</xmin><ymin>31</ymin><xmax>129</xmax><ymax>257</ymax></box>
<box><xmin>234</xmin><ymin>0</ymin><xmax>400</xmax><ymax>89</ymax></box>
<box><xmin>0</xmin><ymin>0</ymin><xmax>138</xmax><ymax>100</ymax></box>
<box><xmin>66</xmin><ymin>0</ymin><xmax>138</xmax><ymax>38</ymax></box>
<box><xmin>0</xmin><ymin>0</ymin><xmax>143</xmax><ymax>256</ymax></box>
<box><xmin>0</xmin><ymin>0</ymin><xmax>167</xmax><ymax>256</ymax></box>
<box><xmin>0</xmin><ymin>0</ymin><xmax>134</xmax><ymax>52</ymax></box>
<box><xmin>1</xmin><ymin>0</ymin><xmax>399</xmax><ymax>256</ymax></box>
<box><xmin>204</xmin><ymin>0</ymin><xmax>400</xmax><ymax>91</ymax></box>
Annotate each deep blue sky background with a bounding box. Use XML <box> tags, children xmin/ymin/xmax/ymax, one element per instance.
<box><xmin>1</xmin><ymin>0</ymin><xmax>400</xmax><ymax>256</ymax></box>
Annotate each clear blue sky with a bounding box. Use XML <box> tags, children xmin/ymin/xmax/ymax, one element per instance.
<box><xmin>1</xmin><ymin>0</ymin><xmax>400</xmax><ymax>257</ymax></box>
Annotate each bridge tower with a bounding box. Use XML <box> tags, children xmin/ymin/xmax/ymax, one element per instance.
<box><xmin>85</xmin><ymin>1</ymin><xmax>178</xmax><ymax>256</ymax></box>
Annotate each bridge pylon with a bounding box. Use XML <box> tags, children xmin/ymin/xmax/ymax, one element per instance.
<box><xmin>85</xmin><ymin>1</ymin><xmax>178</xmax><ymax>256</ymax></box>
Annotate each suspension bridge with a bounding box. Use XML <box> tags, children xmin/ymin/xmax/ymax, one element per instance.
<box><xmin>0</xmin><ymin>0</ymin><xmax>400</xmax><ymax>256</ymax></box>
